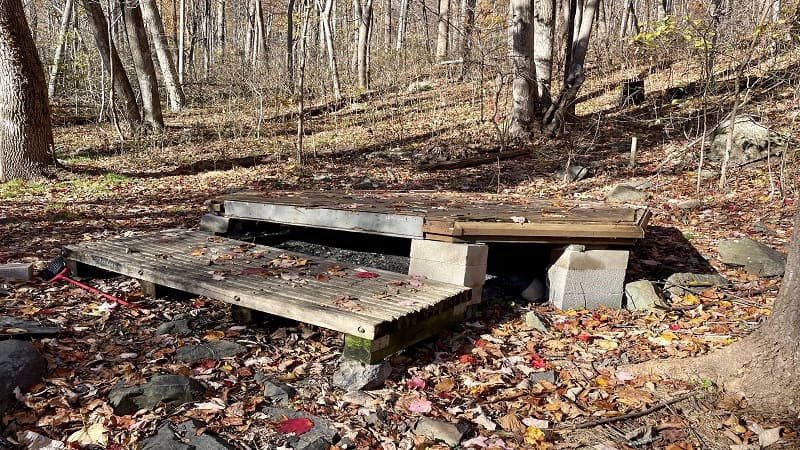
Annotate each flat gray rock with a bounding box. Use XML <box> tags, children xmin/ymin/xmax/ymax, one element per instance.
<box><xmin>255</xmin><ymin>374</ymin><xmax>297</xmax><ymax>406</ymax></box>
<box><xmin>142</xmin><ymin>420</ymin><xmax>234</xmax><ymax>450</ymax></box>
<box><xmin>262</xmin><ymin>407</ymin><xmax>338</xmax><ymax>450</ymax></box>
<box><xmin>524</xmin><ymin>311</ymin><xmax>548</xmax><ymax>333</ymax></box>
<box><xmin>411</xmin><ymin>418</ymin><xmax>469</xmax><ymax>447</ymax></box>
<box><xmin>108</xmin><ymin>374</ymin><xmax>205</xmax><ymax>415</ymax></box>
<box><xmin>521</xmin><ymin>278</ymin><xmax>546</xmax><ymax>302</ymax></box>
<box><xmin>0</xmin><ymin>316</ymin><xmax>60</xmax><ymax>338</ymax></box>
<box><xmin>664</xmin><ymin>272</ymin><xmax>731</xmax><ymax>298</ymax></box>
<box><xmin>0</xmin><ymin>340</ymin><xmax>46</xmax><ymax>414</ymax></box>
<box><xmin>333</xmin><ymin>358</ymin><xmax>392</xmax><ymax>392</ymax></box>
<box><xmin>175</xmin><ymin>340</ymin><xmax>246</xmax><ymax>362</ymax></box>
<box><xmin>607</xmin><ymin>185</ymin><xmax>647</xmax><ymax>203</ymax></box>
<box><xmin>155</xmin><ymin>319</ymin><xmax>191</xmax><ymax>336</ymax></box>
<box><xmin>718</xmin><ymin>238</ymin><xmax>787</xmax><ymax>277</ymax></box>
<box><xmin>625</xmin><ymin>280</ymin><xmax>666</xmax><ymax>311</ymax></box>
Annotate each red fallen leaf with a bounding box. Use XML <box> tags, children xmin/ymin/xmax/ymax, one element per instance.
<box><xmin>459</xmin><ymin>354</ymin><xmax>476</xmax><ymax>365</ymax></box>
<box><xmin>577</xmin><ymin>333</ymin><xmax>592</xmax><ymax>342</ymax></box>
<box><xmin>437</xmin><ymin>391</ymin><xmax>455</xmax><ymax>399</ymax></box>
<box><xmin>279</xmin><ymin>417</ymin><xmax>314</xmax><ymax>435</ymax></box>
<box><xmin>407</xmin><ymin>376</ymin><xmax>426</xmax><ymax>389</ymax></box>
<box><xmin>669</xmin><ymin>323</ymin><xmax>680</xmax><ymax>331</ymax></box>
<box><xmin>474</xmin><ymin>339</ymin><xmax>490</xmax><ymax>348</ymax></box>
<box><xmin>530</xmin><ymin>353</ymin><xmax>546</xmax><ymax>369</ymax></box>
<box><xmin>355</xmin><ymin>270</ymin><xmax>378</xmax><ymax>279</ymax></box>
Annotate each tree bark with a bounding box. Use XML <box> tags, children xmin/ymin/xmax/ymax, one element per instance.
<box><xmin>318</xmin><ymin>0</ymin><xmax>341</xmax><ymax>100</ymax></box>
<box><xmin>48</xmin><ymin>0</ymin><xmax>74</xmax><ymax>98</ymax></box>
<box><xmin>632</xmin><ymin>210</ymin><xmax>800</xmax><ymax>415</ymax></box>
<box><xmin>0</xmin><ymin>0</ymin><xmax>56</xmax><ymax>181</ymax></box>
<box><xmin>216</xmin><ymin>0</ymin><xmax>225</xmax><ymax>58</ymax></box>
<box><xmin>508</xmin><ymin>0</ymin><xmax>536</xmax><ymax>138</ymax></box>
<box><xmin>383</xmin><ymin>0</ymin><xmax>391</xmax><ymax>50</ymax></box>
<box><xmin>82</xmin><ymin>0</ymin><xmax>143</xmax><ymax>128</ymax></box>
<box><xmin>533</xmin><ymin>0</ymin><xmax>555</xmax><ymax>109</ymax></box>
<box><xmin>178</xmin><ymin>0</ymin><xmax>185</xmax><ymax>83</ymax></box>
<box><xmin>140</xmin><ymin>0</ymin><xmax>185</xmax><ymax>111</ymax></box>
<box><xmin>435</xmin><ymin>0</ymin><xmax>449</xmax><ymax>61</ymax></box>
<box><xmin>395</xmin><ymin>0</ymin><xmax>407</xmax><ymax>50</ymax></box>
<box><xmin>122</xmin><ymin>0</ymin><xmax>164</xmax><ymax>130</ymax></box>
<box><xmin>287</xmin><ymin>0</ymin><xmax>295</xmax><ymax>87</ymax></box>
<box><xmin>355</xmin><ymin>0</ymin><xmax>372</xmax><ymax>89</ymax></box>
<box><xmin>459</xmin><ymin>0</ymin><xmax>475</xmax><ymax>68</ymax></box>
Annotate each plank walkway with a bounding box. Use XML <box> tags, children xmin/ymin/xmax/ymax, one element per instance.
<box><xmin>212</xmin><ymin>190</ymin><xmax>651</xmax><ymax>245</ymax></box>
<box><xmin>63</xmin><ymin>230</ymin><xmax>471</xmax><ymax>363</ymax></box>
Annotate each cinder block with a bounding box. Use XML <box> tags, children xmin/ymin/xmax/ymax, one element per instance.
<box><xmin>410</xmin><ymin>240</ymin><xmax>488</xmax><ymax>267</ymax></box>
<box><xmin>0</xmin><ymin>263</ymin><xmax>33</xmax><ymax>281</ymax></box>
<box><xmin>548</xmin><ymin>248</ymin><xmax>629</xmax><ymax>310</ymax></box>
<box><xmin>199</xmin><ymin>214</ymin><xmax>230</xmax><ymax>234</ymax></box>
<box><xmin>408</xmin><ymin>259</ymin><xmax>487</xmax><ymax>287</ymax></box>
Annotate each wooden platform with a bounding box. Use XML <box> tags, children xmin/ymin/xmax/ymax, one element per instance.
<box><xmin>63</xmin><ymin>230</ymin><xmax>471</xmax><ymax>363</ymax></box>
<box><xmin>212</xmin><ymin>190</ymin><xmax>651</xmax><ymax>245</ymax></box>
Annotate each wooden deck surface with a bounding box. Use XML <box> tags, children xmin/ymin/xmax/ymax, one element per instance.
<box><xmin>214</xmin><ymin>190</ymin><xmax>651</xmax><ymax>245</ymax></box>
<box><xmin>63</xmin><ymin>231</ymin><xmax>470</xmax><ymax>343</ymax></box>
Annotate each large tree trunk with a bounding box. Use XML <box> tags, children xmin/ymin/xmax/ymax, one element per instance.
<box><xmin>543</xmin><ymin>0</ymin><xmax>598</xmax><ymax>135</ymax></box>
<box><xmin>459</xmin><ymin>0</ymin><xmax>475</xmax><ymax>71</ymax></box>
<box><xmin>287</xmin><ymin>0</ymin><xmax>295</xmax><ymax>88</ymax></box>
<box><xmin>139</xmin><ymin>0</ymin><xmax>186</xmax><ymax>111</ymax></box>
<box><xmin>82</xmin><ymin>0</ymin><xmax>143</xmax><ymax>129</ymax></box>
<box><xmin>383</xmin><ymin>0</ymin><xmax>391</xmax><ymax>49</ymax></box>
<box><xmin>355</xmin><ymin>0</ymin><xmax>372</xmax><ymax>89</ymax></box>
<box><xmin>435</xmin><ymin>0</ymin><xmax>449</xmax><ymax>61</ymax></box>
<box><xmin>395</xmin><ymin>0</ymin><xmax>407</xmax><ymax>50</ymax></box>
<box><xmin>318</xmin><ymin>0</ymin><xmax>341</xmax><ymax>100</ymax></box>
<box><xmin>533</xmin><ymin>0</ymin><xmax>555</xmax><ymax>109</ymax></box>
<box><xmin>633</xmin><ymin>210</ymin><xmax>800</xmax><ymax>415</ymax></box>
<box><xmin>48</xmin><ymin>0</ymin><xmax>74</xmax><ymax>98</ymax></box>
<box><xmin>508</xmin><ymin>0</ymin><xmax>536</xmax><ymax>138</ymax></box>
<box><xmin>122</xmin><ymin>0</ymin><xmax>164</xmax><ymax>130</ymax></box>
<box><xmin>0</xmin><ymin>0</ymin><xmax>56</xmax><ymax>181</ymax></box>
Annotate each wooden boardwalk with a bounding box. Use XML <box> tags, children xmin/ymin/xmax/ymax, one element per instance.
<box><xmin>63</xmin><ymin>230</ymin><xmax>471</xmax><ymax>363</ymax></box>
<box><xmin>212</xmin><ymin>190</ymin><xmax>651</xmax><ymax>245</ymax></box>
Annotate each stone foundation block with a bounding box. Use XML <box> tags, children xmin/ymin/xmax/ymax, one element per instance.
<box><xmin>408</xmin><ymin>240</ymin><xmax>488</xmax><ymax>303</ymax></box>
<box><xmin>548</xmin><ymin>246</ymin><xmax>629</xmax><ymax>310</ymax></box>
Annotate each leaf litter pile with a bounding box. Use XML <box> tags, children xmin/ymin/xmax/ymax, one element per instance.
<box><xmin>1</xmin><ymin>72</ymin><xmax>800</xmax><ymax>449</ymax></box>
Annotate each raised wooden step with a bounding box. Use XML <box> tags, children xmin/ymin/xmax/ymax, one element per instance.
<box><xmin>63</xmin><ymin>230</ymin><xmax>471</xmax><ymax>363</ymax></box>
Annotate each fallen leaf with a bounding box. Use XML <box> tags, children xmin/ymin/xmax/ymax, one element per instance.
<box><xmin>279</xmin><ymin>417</ymin><xmax>314</xmax><ymax>435</ymax></box>
<box><xmin>463</xmin><ymin>436</ymin><xmax>489</xmax><ymax>448</ymax></box>
<box><xmin>524</xmin><ymin>426</ymin><xmax>546</xmax><ymax>445</ymax></box>
<box><xmin>407</xmin><ymin>376</ymin><xmax>426</xmax><ymax>389</ymax></box>
<box><xmin>67</xmin><ymin>423</ymin><xmax>107</xmax><ymax>447</ymax></box>
<box><xmin>18</xmin><ymin>430</ymin><xmax>66</xmax><ymax>450</ymax></box>
<box><xmin>748</xmin><ymin>422</ymin><xmax>782</xmax><ymax>447</ymax></box>
<box><xmin>408</xmin><ymin>399</ymin><xmax>432</xmax><ymax>414</ymax></box>
<box><xmin>355</xmin><ymin>270</ymin><xmax>378</xmax><ymax>279</ymax></box>
<box><xmin>435</xmin><ymin>378</ymin><xmax>455</xmax><ymax>392</ymax></box>
<box><xmin>510</xmin><ymin>216</ymin><xmax>527</xmax><ymax>224</ymax></box>
<box><xmin>205</xmin><ymin>330</ymin><xmax>226</xmax><ymax>341</ymax></box>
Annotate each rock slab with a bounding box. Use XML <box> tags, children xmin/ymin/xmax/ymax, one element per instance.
<box><xmin>142</xmin><ymin>420</ymin><xmax>234</xmax><ymax>450</ymax></box>
<box><xmin>718</xmin><ymin>238</ymin><xmax>787</xmax><ymax>277</ymax></box>
<box><xmin>0</xmin><ymin>340</ymin><xmax>46</xmax><ymax>414</ymax></box>
<box><xmin>108</xmin><ymin>374</ymin><xmax>205</xmax><ymax>415</ymax></box>
<box><xmin>263</xmin><ymin>407</ymin><xmax>338</xmax><ymax>450</ymax></box>
<box><xmin>664</xmin><ymin>272</ymin><xmax>731</xmax><ymax>298</ymax></box>
<box><xmin>175</xmin><ymin>340</ymin><xmax>246</xmax><ymax>362</ymax></box>
<box><xmin>625</xmin><ymin>280</ymin><xmax>665</xmax><ymax>311</ymax></box>
<box><xmin>607</xmin><ymin>185</ymin><xmax>647</xmax><ymax>203</ymax></box>
<box><xmin>333</xmin><ymin>358</ymin><xmax>392</xmax><ymax>391</ymax></box>
<box><xmin>412</xmin><ymin>418</ymin><xmax>468</xmax><ymax>447</ymax></box>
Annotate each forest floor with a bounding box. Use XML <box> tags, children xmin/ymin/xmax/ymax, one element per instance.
<box><xmin>1</xmin><ymin>52</ymin><xmax>800</xmax><ymax>449</ymax></box>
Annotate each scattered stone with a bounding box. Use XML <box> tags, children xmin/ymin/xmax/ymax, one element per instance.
<box><xmin>155</xmin><ymin>319</ymin><xmax>191</xmax><ymax>336</ymax></box>
<box><xmin>553</xmin><ymin>165</ymin><xmax>588</xmax><ymax>182</ymax></box>
<box><xmin>625</xmin><ymin>280</ymin><xmax>666</xmax><ymax>311</ymax></box>
<box><xmin>521</xmin><ymin>278</ymin><xmax>546</xmax><ymax>302</ymax></box>
<box><xmin>255</xmin><ymin>374</ymin><xmax>296</xmax><ymax>406</ymax></box>
<box><xmin>142</xmin><ymin>420</ymin><xmax>234</xmax><ymax>450</ymax></box>
<box><xmin>698</xmin><ymin>169</ymin><xmax>717</xmax><ymax>180</ymax></box>
<box><xmin>607</xmin><ymin>184</ymin><xmax>647</xmax><ymax>203</ymax></box>
<box><xmin>524</xmin><ymin>311</ymin><xmax>548</xmax><ymax>333</ymax></box>
<box><xmin>333</xmin><ymin>358</ymin><xmax>392</xmax><ymax>392</ymax></box>
<box><xmin>312</xmin><ymin>174</ymin><xmax>332</xmax><ymax>182</ymax></box>
<box><xmin>365</xmin><ymin>410</ymin><xmax>387</xmax><ymax>427</ymax></box>
<box><xmin>0</xmin><ymin>340</ymin><xmax>47</xmax><ymax>414</ymax></box>
<box><xmin>529</xmin><ymin>370</ymin><xmax>557</xmax><ymax>384</ymax></box>
<box><xmin>718</xmin><ymin>238</ymin><xmax>787</xmax><ymax>277</ymax></box>
<box><xmin>0</xmin><ymin>316</ymin><xmax>60</xmax><ymax>338</ymax></box>
<box><xmin>407</xmin><ymin>81</ymin><xmax>434</xmax><ymax>93</ymax></box>
<box><xmin>709</xmin><ymin>116</ymin><xmax>787</xmax><ymax>164</ymax></box>
<box><xmin>664</xmin><ymin>272</ymin><xmax>731</xmax><ymax>298</ymax></box>
<box><xmin>175</xmin><ymin>340</ymin><xmax>246</xmax><ymax>362</ymax></box>
<box><xmin>411</xmin><ymin>418</ymin><xmax>468</xmax><ymax>447</ymax></box>
<box><xmin>108</xmin><ymin>374</ymin><xmax>205</xmax><ymax>415</ymax></box>
<box><xmin>676</xmin><ymin>199</ymin><xmax>701</xmax><ymax>209</ymax></box>
<box><xmin>262</xmin><ymin>407</ymin><xmax>338</xmax><ymax>450</ymax></box>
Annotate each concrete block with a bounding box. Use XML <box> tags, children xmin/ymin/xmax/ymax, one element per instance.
<box><xmin>199</xmin><ymin>214</ymin><xmax>230</xmax><ymax>234</ymax></box>
<box><xmin>0</xmin><ymin>263</ymin><xmax>33</xmax><ymax>281</ymax></box>
<box><xmin>410</xmin><ymin>240</ymin><xmax>488</xmax><ymax>267</ymax></box>
<box><xmin>548</xmin><ymin>248</ymin><xmax>629</xmax><ymax>310</ymax></box>
<box><xmin>408</xmin><ymin>259</ymin><xmax>487</xmax><ymax>287</ymax></box>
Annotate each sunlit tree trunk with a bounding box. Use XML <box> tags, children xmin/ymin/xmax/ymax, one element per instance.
<box><xmin>0</xmin><ymin>0</ymin><xmax>56</xmax><ymax>181</ymax></box>
<box><xmin>395</xmin><ymin>0</ymin><xmax>407</xmax><ymax>49</ymax></box>
<box><xmin>318</xmin><ymin>0</ymin><xmax>341</xmax><ymax>99</ymax></box>
<box><xmin>508</xmin><ymin>0</ymin><xmax>536</xmax><ymax>138</ymax></box>
<box><xmin>355</xmin><ymin>0</ymin><xmax>372</xmax><ymax>89</ymax></box>
<box><xmin>533</xmin><ymin>0</ymin><xmax>555</xmax><ymax>109</ymax></box>
<box><xmin>216</xmin><ymin>0</ymin><xmax>225</xmax><ymax>58</ymax></box>
<box><xmin>287</xmin><ymin>0</ymin><xmax>295</xmax><ymax>88</ymax></box>
<box><xmin>178</xmin><ymin>0</ymin><xmax>185</xmax><ymax>83</ymax></box>
<box><xmin>48</xmin><ymin>0</ymin><xmax>74</xmax><ymax>98</ymax></box>
<box><xmin>383</xmin><ymin>0</ymin><xmax>391</xmax><ymax>49</ymax></box>
<box><xmin>82</xmin><ymin>0</ymin><xmax>143</xmax><ymax>128</ymax></box>
<box><xmin>122</xmin><ymin>0</ymin><xmax>164</xmax><ymax>130</ymax></box>
<box><xmin>140</xmin><ymin>0</ymin><xmax>185</xmax><ymax>110</ymax></box>
<box><xmin>435</xmin><ymin>0</ymin><xmax>449</xmax><ymax>61</ymax></box>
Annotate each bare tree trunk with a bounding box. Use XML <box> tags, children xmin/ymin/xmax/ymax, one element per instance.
<box><xmin>140</xmin><ymin>0</ymin><xmax>185</xmax><ymax>110</ymax></box>
<box><xmin>383</xmin><ymin>0</ymin><xmax>391</xmax><ymax>50</ymax></box>
<box><xmin>216</xmin><ymin>0</ymin><xmax>225</xmax><ymax>58</ymax></box>
<box><xmin>459</xmin><ymin>0</ymin><xmax>475</xmax><ymax>60</ymax></box>
<box><xmin>508</xmin><ymin>0</ymin><xmax>536</xmax><ymax>138</ymax></box>
<box><xmin>318</xmin><ymin>0</ymin><xmax>341</xmax><ymax>99</ymax></box>
<box><xmin>48</xmin><ymin>0</ymin><xmax>74</xmax><ymax>98</ymax></box>
<box><xmin>296</xmin><ymin>0</ymin><xmax>312</xmax><ymax>165</ymax></box>
<box><xmin>543</xmin><ymin>0</ymin><xmax>598</xmax><ymax>135</ymax></box>
<box><xmin>0</xmin><ymin>0</ymin><xmax>56</xmax><ymax>181</ymax></box>
<box><xmin>287</xmin><ymin>0</ymin><xmax>295</xmax><ymax>88</ymax></box>
<box><xmin>253</xmin><ymin>0</ymin><xmax>267</xmax><ymax>68</ymax></box>
<box><xmin>533</xmin><ymin>0</ymin><xmax>554</xmax><ymax>109</ymax></box>
<box><xmin>435</xmin><ymin>0</ymin><xmax>449</xmax><ymax>61</ymax></box>
<box><xmin>355</xmin><ymin>0</ymin><xmax>372</xmax><ymax>89</ymax></box>
<box><xmin>178</xmin><ymin>0</ymin><xmax>185</xmax><ymax>83</ymax></box>
<box><xmin>395</xmin><ymin>0</ymin><xmax>407</xmax><ymax>49</ymax></box>
<box><xmin>82</xmin><ymin>0</ymin><xmax>143</xmax><ymax>128</ymax></box>
<box><xmin>122</xmin><ymin>0</ymin><xmax>164</xmax><ymax>130</ymax></box>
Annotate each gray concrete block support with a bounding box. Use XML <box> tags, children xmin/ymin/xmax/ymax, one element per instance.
<box><xmin>408</xmin><ymin>240</ymin><xmax>488</xmax><ymax>304</ymax></box>
<box><xmin>548</xmin><ymin>246</ymin><xmax>629</xmax><ymax>310</ymax></box>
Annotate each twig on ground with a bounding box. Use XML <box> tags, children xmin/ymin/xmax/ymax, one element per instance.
<box><xmin>557</xmin><ymin>391</ymin><xmax>696</xmax><ymax>431</ymax></box>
